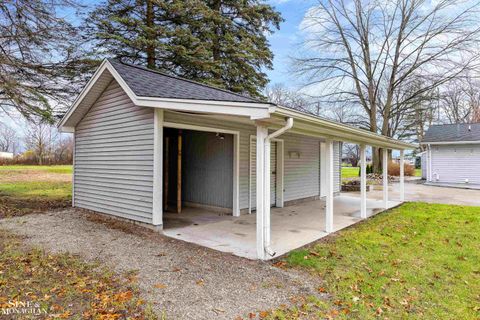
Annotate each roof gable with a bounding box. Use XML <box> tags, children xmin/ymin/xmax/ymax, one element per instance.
<box><xmin>58</xmin><ymin>59</ymin><xmax>273</xmax><ymax>130</ymax></box>
<box><xmin>423</xmin><ymin>123</ymin><xmax>480</xmax><ymax>143</ymax></box>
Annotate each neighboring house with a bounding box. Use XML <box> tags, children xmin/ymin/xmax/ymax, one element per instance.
<box><xmin>58</xmin><ymin>59</ymin><xmax>413</xmax><ymax>259</ymax></box>
<box><xmin>421</xmin><ymin>123</ymin><xmax>480</xmax><ymax>187</ymax></box>
<box><xmin>0</xmin><ymin>152</ymin><xmax>13</xmax><ymax>159</ymax></box>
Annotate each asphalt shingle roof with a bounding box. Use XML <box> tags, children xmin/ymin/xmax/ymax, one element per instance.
<box><xmin>422</xmin><ymin>123</ymin><xmax>480</xmax><ymax>143</ymax></box>
<box><xmin>109</xmin><ymin>59</ymin><xmax>264</xmax><ymax>104</ymax></box>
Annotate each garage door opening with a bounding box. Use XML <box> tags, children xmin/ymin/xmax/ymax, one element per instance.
<box><xmin>163</xmin><ymin>127</ymin><xmax>234</xmax><ymax>228</ymax></box>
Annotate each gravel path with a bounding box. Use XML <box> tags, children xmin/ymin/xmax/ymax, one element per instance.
<box><xmin>0</xmin><ymin>209</ymin><xmax>322</xmax><ymax>319</ymax></box>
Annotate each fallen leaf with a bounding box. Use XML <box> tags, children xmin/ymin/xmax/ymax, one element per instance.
<box><xmin>154</xmin><ymin>283</ymin><xmax>167</xmax><ymax>289</ymax></box>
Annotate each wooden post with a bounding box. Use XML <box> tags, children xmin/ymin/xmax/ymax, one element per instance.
<box><xmin>177</xmin><ymin>130</ymin><xmax>182</xmax><ymax>214</ymax></box>
<box><xmin>164</xmin><ymin>136</ymin><xmax>169</xmax><ymax>211</ymax></box>
<box><xmin>360</xmin><ymin>144</ymin><xmax>367</xmax><ymax>219</ymax></box>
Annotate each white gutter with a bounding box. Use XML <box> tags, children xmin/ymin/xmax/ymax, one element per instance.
<box><xmin>267</xmin><ymin>117</ymin><xmax>294</xmax><ymax>140</ymax></box>
<box><xmin>263</xmin><ymin>117</ymin><xmax>294</xmax><ymax>257</ymax></box>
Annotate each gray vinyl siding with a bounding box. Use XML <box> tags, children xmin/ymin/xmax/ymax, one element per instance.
<box><xmin>164</xmin><ymin>111</ymin><xmax>255</xmax><ymax>209</ymax></box>
<box><xmin>431</xmin><ymin>144</ymin><xmax>480</xmax><ymax>184</ymax></box>
<box><xmin>74</xmin><ymin>80</ymin><xmax>154</xmax><ymax>223</ymax></box>
<box><xmin>163</xmin><ymin>111</ymin><xmax>342</xmax><ymax>209</ymax></box>
<box><xmin>182</xmin><ymin>130</ymin><xmax>233</xmax><ymax>208</ymax></box>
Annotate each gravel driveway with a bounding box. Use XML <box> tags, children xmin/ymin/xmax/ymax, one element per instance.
<box><xmin>0</xmin><ymin>209</ymin><xmax>321</xmax><ymax>319</ymax></box>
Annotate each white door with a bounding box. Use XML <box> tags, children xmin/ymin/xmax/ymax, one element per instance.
<box><xmin>250</xmin><ymin>138</ymin><xmax>276</xmax><ymax>210</ymax></box>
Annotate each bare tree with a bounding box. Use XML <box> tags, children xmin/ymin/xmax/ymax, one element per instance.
<box><xmin>265</xmin><ymin>84</ymin><xmax>310</xmax><ymax>112</ymax></box>
<box><xmin>0</xmin><ymin>122</ymin><xmax>19</xmax><ymax>154</ymax></box>
<box><xmin>294</xmin><ymin>0</ymin><xmax>480</xmax><ymax>171</ymax></box>
<box><xmin>24</xmin><ymin>122</ymin><xmax>58</xmax><ymax>165</ymax></box>
<box><xmin>343</xmin><ymin>143</ymin><xmax>360</xmax><ymax>167</ymax></box>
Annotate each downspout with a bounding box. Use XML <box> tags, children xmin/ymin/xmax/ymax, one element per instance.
<box><xmin>263</xmin><ymin>117</ymin><xmax>294</xmax><ymax>257</ymax></box>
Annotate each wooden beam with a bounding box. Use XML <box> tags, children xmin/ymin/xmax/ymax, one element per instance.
<box><xmin>164</xmin><ymin>136</ymin><xmax>169</xmax><ymax>211</ymax></box>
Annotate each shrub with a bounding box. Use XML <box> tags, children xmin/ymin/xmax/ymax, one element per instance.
<box><xmin>388</xmin><ymin>162</ymin><xmax>415</xmax><ymax>176</ymax></box>
<box><xmin>358</xmin><ymin>164</ymin><xmax>374</xmax><ymax>176</ymax></box>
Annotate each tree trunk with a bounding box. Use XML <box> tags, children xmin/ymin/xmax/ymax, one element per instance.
<box><xmin>145</xmin><ymin>0</ymin><xmax>155</xmax><ymax>69</ymax></box>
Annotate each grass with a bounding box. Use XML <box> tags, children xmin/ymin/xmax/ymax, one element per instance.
<box><xmin>415</xmin><ymin>168</ymin><xmax>421</xmax><ymax>177</ymax></box>
<box><xmin>0</xmin><ymin>165</ymin><xmax>72</xmax><ymax>217</ymax></box>
<box><xmin>270</xmin><ymin>203</ymin><xmax>480</xmax><ymax>319</ymax></box>
<box><xmin>342</xmin><ymin>166</ymin><xmax>423</xmax><ymax>179</ymax></box>
<box><xmin>0</xmin><ymin>229</ymin><xmax>157</xmax><ymax>319</ymax></box>
<box><xmin>0</xmin><ymin>165</ymin><xmax>72</xmax><ymax>174</ymax></box>
<box><xmin>342</xmin><ymin>167</ymin><xmax>359</xmax><ymax>179</ymax></box>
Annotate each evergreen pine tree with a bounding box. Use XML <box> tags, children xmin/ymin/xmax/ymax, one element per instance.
<box><xmin>86</xmin><ymin>0</ymin><xmax>283</xmax><ymax>98</ymax></box>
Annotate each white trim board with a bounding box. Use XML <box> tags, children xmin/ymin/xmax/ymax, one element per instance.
<box><xmin>163</xmin><ymin>121</ymin><xmax>241</xmax><ymax>217</ymax></box>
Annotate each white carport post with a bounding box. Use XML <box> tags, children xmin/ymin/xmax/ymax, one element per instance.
<box><xmin>256</xmin><ymin>125</ymin><xmax>268</xmax><ymax>260</ymax></box>
<box><xmin>399</xmin><ymin>149</ymin><xmax>405</xmax><ymax>202</ymax></box>
<box><xmin>360</xmin><ymin>145</ymin><xmax>367</xmax><ymax>219</ymax></box>
<box><xmin>325</xmin><ymin>139</ymin><xmax>334</xmax><ymax>233</ymax></box>
<box><xmin>152</xmin><ymin>109</ymin><xmax>163</xmax><ymax>226</ymax></box>
<box><xmin>382</xmin><ymin>148</ymin><xmax>389</xmax><ymax>209</ymax></box>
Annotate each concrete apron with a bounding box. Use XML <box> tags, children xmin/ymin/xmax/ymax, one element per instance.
<box><xmin>162</xmin><ymin>196</ymin><xmax>400</xmax><ymax>260</ymax></box>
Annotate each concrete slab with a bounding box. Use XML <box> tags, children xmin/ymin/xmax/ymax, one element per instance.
<box><xmin>163</xmin><ymin>196</ymin><xmax>400</xmax><ymax>260</ymax></box>
<box><xmin>348</xmin><ymin>181</ymin><xmax>480</xmax><ymax>207</ymax></box>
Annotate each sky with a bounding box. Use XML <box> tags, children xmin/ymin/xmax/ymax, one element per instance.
<box><xmin>264</xmin><ymin>0</ymin><xmax>318</xmax><ymax>89</ymax></box>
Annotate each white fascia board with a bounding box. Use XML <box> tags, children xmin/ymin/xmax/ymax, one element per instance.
<box><xmin>59</xmin><ymin>59</ymin><xmax>273</xmax><ymax>129</ymax></box>
<box><xmin>135</xmin><ymin>97</ymin><xmax>272</xmax><ymax>119</ymax></box>
<box><xmin>421</xmin><ymin>140</ymin><xmax>480</xmax><ymax>145</ymax></box>
<box><xmin>274</xmin><ymin>107</ymin><xmax>416</xmax><ymax>150</ymax></box>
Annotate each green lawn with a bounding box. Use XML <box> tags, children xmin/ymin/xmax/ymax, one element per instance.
<box><xmin>415</xmin><ymin>168</ymin><xmax>422</xmax><ymax>177</ymax></box>
<box><xmin>271</xmin><ymin>203</ymin><xmax>480</xmax><ymax>319</ymax></box>
<box><xmin>0</xmin><ymin>165</ymin><xmax>72</xmax><ymax>217</ymax></box>
<box><xmin>0</xmin><ymin>164</ymin><xmax>72</xmax><ymax>174</ymax></box>
<box><xmin>342</xmin><ymin>166</ymin><xmax>423</xmax><ymax>178</ymax></box>
<box><xmin>342</xmin><ymin>166</ymin><xmax>359</xmax><ymax>179</ymax></box>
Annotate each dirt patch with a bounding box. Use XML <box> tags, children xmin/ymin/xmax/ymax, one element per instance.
<box><xmin>0</xmin><ymin>229</ymin><xmax>156</xmax><ymax>319</ymax></box>
<box><xmin>0</xmin><ymin>170</ymin><xmax>71</xmax><ymax>183</ymax></box>
<box><xmin>0</xmin><ymin>196</ymin><xmax>71</xmax><ymax>219</ymax></box>
<box><xmin>0</xmin><ymin>209</ymin><xmax>323</xmax><ymax>319</ymax></box>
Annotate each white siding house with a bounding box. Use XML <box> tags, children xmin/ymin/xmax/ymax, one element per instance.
<box><xmin>421</xmin><ymin>123</ymin><xmax>480</xmax><ymax>187</ymax></box>
<box><xmin>59</xmin><ymin>59</ymin><xmax>413</xmax><ymax>259</ymax></box>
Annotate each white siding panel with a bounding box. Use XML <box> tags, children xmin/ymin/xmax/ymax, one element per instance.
<box><xmin>74</xmin><ymin>80</ymin><xmax>154</xmax><ymax>223</ymax></box>
<box><xmin>284</xmin><ymin>134</ymin><xmax>320</xmax><ymax>202</ymax></box>
<box><xmin>333</xmin><ymin>141</ymin><xmax>341</xmax><ymax>192</ymax></box>
<box><xmin>431</xmin><ymin>144</ymin><xmax>480</xmax><ymax>184</ymax></box>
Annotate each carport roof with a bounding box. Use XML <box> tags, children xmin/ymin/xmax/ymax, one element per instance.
<box><xmin>422</xmin><ymin>123</ymin><xmax>480</xmax><ymax>143</ymax></box>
